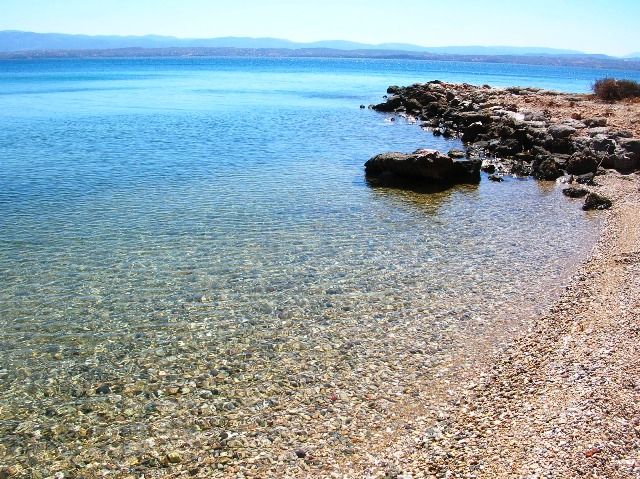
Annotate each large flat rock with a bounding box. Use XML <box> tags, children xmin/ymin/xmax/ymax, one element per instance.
<box><xmin>364</xmin><ymin>148</ymin><xmax>481</xmax><ymax>186</ymax></box>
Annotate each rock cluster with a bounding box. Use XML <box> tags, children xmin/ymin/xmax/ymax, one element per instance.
<box><xmin>371</xmin><ymin>81</ymin><xmax>640</xmax><ymax>179</ymax></box>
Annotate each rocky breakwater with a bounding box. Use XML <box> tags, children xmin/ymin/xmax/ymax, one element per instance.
<box><xmin>368</xmin><ymin>81</ymin><xmax>640</xmax><ymax>195</ymax></box>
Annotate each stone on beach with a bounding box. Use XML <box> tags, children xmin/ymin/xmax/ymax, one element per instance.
<box><xmin>583</xmin><ymin>191</ymin><xmax>612</xmax><ymax>210</ymax></box>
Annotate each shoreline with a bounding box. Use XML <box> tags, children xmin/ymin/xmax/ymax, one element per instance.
<box><xmin>333</xmin><ymin>82</ymin><xmax>640</xmax><ymax>478</ymax></box>
<box><xmin>347</xmin><ymin>171</ymin><xmax>639</xmax><ymax>478</ymax></box>
<box><xmin>354</xmin><ymin>173</ymin><xmax>640</xmax><ymax>478</ymax></box>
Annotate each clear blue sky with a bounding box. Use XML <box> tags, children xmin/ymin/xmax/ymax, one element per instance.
<box><xmin>1</xmin><ymin>0</ymin><xmax>639</xmax><ymax>56</ymax></box>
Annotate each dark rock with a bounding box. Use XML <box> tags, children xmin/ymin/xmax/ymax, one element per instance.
<box><xmin>418</xmin><ymin>92</ymin><xmax>439</xmax><ymax>104</ymax></box>
<box><xmin>522</xmin><ymin>110</ymin><xmax>547</xmax><ymax>122</ymax></box>
<box><xmin>359</xmin><ymin>104</ymin><xmax>365</xmax><ymax>109</ymax></box>
<box><xmin>488</xmin><ymin>174</ymin><xmax>503</xmax><ymax>182</ymax></box>
<box><xmin>548</xmin><ymin>137</ymin><xmax>575</xmax><ymax>154</ymax></box>
<box><xmin>551</xmin><ymin>154</ymin><xmax>571</xmax><ymax>168</ymax></box>
<box><xmin>447</xmin><ymin>149</ymin><xmax>466</xmax><ymax>159</ymax></box>
<box><xmin>566</xmin><ymin>152</ymin><xmax>598</xmax><ymax>175</ymax></box>
<box><xmin>584</xmin><ymin>117</ymin><xmax>607</xmax><ymax>127</ymax></box>
<box><xmin>613</xmin><ymin>151</ymin><xmax>638</xmax><ymax>172</ymax></box>
<box><xmin>613</xmin><ymin>130</ymin><xmax>633</xmax><ymax>138</ymax></box>
<box><xmin>96</xmin><ymin>383</ymin><xmax>111</xmax><ymax>395</ymax></box>
<box><xmin>404</xmin><ymin>98</ymin><xmax>422</xmax><ymax>113</ymax></box>
<box><xmin>425</xmin><ymin>100</ymin><xmax>448</xmax><ymax>116</ymax></box>
<box><xmin>563</xmin><ymin>119</ymin><xmax>587</xmax><ymax>129</ymax></box>
<box><xmin>590</xmin><ymin>135</ymin><xmax>616</xmax><ymax>154</ymax></box>
<box><xmin>441</xmin><ymin>128</ymin><xmax>456</xmax><ymax>139</ymax></box>
<box><xmin>562</xmin><ymin>187</ymin><xmax>588</xmax><ymax>198</ymax></box>
<box><xmin>494</xmin><ymin>139</ymin><xmax>523</xmax><ymax>156</ymax></box>
<box><xmin>534</xmin><ymin>158</ymin><xmax>563</xmax><ymax>180</ymax></box>
<box><xmin>495</xmin><ymin>125</ymin><xmax>516</xmax><ymax>139</ymax></box>
<box><xmin>456</xmin><ymin>111</ymin><xmax>493</xmax><ymax>126</ymax></box>
<box><xmin>588</xmin><ymin>127</ymin><xmax>610</xmax><ymax>137</ymax></box>
<box><xmin>294</xmin><ymin>449</ymin><xmax>307</xmax><ymax>459</ymax></box>
<box><xmin>462</xmin><ymin>122</ymin><xmax>487</xmax><ymax>142</ymax></box>
<box><xmin>373</xmin><ymin>95</ymin><xmax>403</xmax><ymax>112</ymax></box>
<box><xmin>618</xmin><ymin>138</ymin><xmax>640</xmax><ymax>155</ymax></box>
<box><xmin>481</xmin><ymin>164</ymin><xmax>496</xmax><ymax>174</ymax></box>
<box><xmin>574</xmin><ymin>172</ymin><xmax>596</xmax><ymax>185</ymax></box>
<box><xmin>583</xmin><ymin>192</ymin><xmax>612</xmax><ymax>210</ymax></box>
<box><xmin>372</xmin><ymin>81</ymin><xmax>638</xmax><ymax>179</ymax></box>
<box><xmin>511</xmin><ymin>160</ymin><xmax>532</xmax><ymax>177</ymax></box>
<box><xmin>548</xmin><ymin>124</ymin><xmax>576</xmax><ymax>139</ymax></box>
<box><xmin>364</xmin><ymin>149</ymin><xmax>481</xmax><ymax>185</ymax></box>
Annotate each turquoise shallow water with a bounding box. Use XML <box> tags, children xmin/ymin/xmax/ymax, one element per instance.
<box><xmin>0</xmin><ymin>57</ymin><xmax>628</xmax><ymax>474</ymax></box>
<box><xmin>0</xmin><ymin>57</ymin><xmax>615</xmax><ymax>355</ymax></box>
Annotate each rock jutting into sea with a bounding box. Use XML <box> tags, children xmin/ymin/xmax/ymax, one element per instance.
<box><xmin>367</xmin><ymin>81</ymin><xmax>640</xmax><ymax>190</ymax></box>
<box><xmin>364</xmin><ymin>148</ymin><xmax>481</xmax><ymax>186</ymax></box>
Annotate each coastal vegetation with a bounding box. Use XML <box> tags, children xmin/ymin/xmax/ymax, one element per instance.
<box><xmin>593</xmin><ymin>77</ymin><xmax>640</xmax><ymax>101</ymax></box>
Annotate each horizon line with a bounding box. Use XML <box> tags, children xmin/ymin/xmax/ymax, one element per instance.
<box><xmin>3</xmin><ymin>29</ymin><xmax>638</xmax><ymax>58</ymax></box>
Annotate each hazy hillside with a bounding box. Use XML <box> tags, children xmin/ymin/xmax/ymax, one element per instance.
<box><xmin>0</xmin><ymin>30</ymin><xmax>585</xmax><ymax>56</ymax></box>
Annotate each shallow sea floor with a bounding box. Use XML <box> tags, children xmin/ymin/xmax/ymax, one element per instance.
<box><xmin>0</xmin><ymin>58</ymin><xmax>603</xmax><ymax>476</ymax></box>
<box><xmin>0</xmin><ymin>176</ymin><xmax>602</xmax><ymax>477</ymax></box>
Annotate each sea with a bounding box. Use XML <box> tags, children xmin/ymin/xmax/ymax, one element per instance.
<box><xmin>1</xmin><ymin>57</ymin><xmax>639</xmax><ymax>474</ymax></box>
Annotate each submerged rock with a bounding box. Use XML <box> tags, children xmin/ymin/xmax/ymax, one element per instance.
<box><xmin>95</xmin><ymin>383</ymin><xmax>112</xmax><ymax>395</ymax></box>
<box><xmin>562</xmin><ymin>186</ymin><xmax>589</xmax><ymax>198</ymax></box>
<box><xmin>364</xmin><ymin>149</ymin><xmax>481</xmax><ymax>186</ymax></box>
<box><xmin>533</xmin><ymin>159</ymin><xmax>563</xmax><ymax>181</ymax></box>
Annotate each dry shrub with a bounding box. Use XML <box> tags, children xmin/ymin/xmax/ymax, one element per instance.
<box><xmin>593</xmin><ymin>78</ymin><xmax>640</xmax><ymax>101</ymax></box>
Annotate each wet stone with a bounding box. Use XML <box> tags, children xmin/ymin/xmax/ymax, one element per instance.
<box><xmin>562</xmin><ymin>187</ymin><xmax>589</xmax><ymax>198</ymax></box>
<box><xmin>95</xmin><ymin>383</ymin><xmax>112</xmax><ymax>395</ymax></box>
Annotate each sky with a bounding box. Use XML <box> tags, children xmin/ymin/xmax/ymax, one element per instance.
<box><xmin>1</xmin><ymin>0</ymin><xmax>639</xmax><ymax>56</ymax></box>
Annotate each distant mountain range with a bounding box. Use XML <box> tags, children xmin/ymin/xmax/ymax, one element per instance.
<box><xmin>1</xmin><ymin>31</ymin><xmax>639</xmax><ymax>71</ymax></box>
<box><xmin>0</xmin><ymin>30</ymin><xmax>587</xmax><ymax>56</ymax></box>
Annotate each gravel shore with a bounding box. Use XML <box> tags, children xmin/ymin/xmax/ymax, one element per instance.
<box><xmin>341</xmin><ymin>172</ymin><xmax>640</xmax><ymax>478</ymax></box>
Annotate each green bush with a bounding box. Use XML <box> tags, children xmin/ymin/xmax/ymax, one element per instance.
<box><xmin>592</xmin><ymin>77</ymin><xmax>640</xmax><ymax>101</ymax></box>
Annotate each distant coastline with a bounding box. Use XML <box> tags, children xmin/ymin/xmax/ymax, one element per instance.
<box><xmin>3</xmin><ymin>46</ymin><xmax>640</xmax><ymax>71</ymax></box>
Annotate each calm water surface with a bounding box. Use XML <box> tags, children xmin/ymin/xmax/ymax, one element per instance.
<box><xmin>0</xmin><ymin>57</ymin><xmax>624</xmax><ymax>473</ymax></box>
